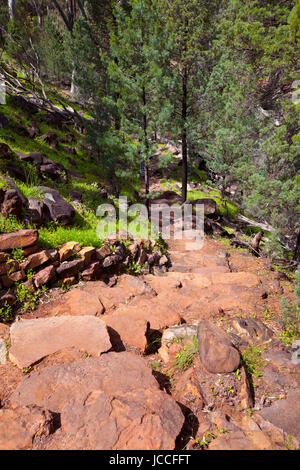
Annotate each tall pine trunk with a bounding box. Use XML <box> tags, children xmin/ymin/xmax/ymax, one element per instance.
<box><xmin>142</xmin><ymin>86</ymin><xmax>150</xmax><ymax>214</ymax></box>
<box><xmin>8</xmin><ymin>0</ymin><xmax>14</xmax><ymax>19</ymax></box>
<box><xmin>181</xmin><ymin>68</ymin><xmax>188</xmax><ymax>202</ymax></box>
<box><xmin>294</xmin><ymin>230</ymin><xmax>300</xmax><ymax>262</ymax></box>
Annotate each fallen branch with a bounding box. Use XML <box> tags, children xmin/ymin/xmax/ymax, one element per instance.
<box><xmin>230</xmin><ymin>238</ymin><xmax>262</xmax><ymax>257</ymax></box>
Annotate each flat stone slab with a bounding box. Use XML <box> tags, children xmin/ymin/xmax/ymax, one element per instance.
<box><xmin>259</xmin><ymin>390</ymin><xmax>300</xmax><ymax>438</ymax></box>
<box><xmin>11</xmin><ymin>352</ymin><xmax>184</xmax><ymax>450</ymax></box>
<box><xmin>9</xmin><ymin>316</ymin><xmax>111</xmax><ymax>369</ymax></box>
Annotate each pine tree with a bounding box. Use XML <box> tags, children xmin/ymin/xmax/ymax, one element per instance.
<box><xmin>158</xmin><ymin>0</ymin><xmax>220</xmax><ymax>201</ymax></box>
<box><xmin>109</xmin><ymin>0</ymin><xmax>169</xmax><ymax>208</ymax></box>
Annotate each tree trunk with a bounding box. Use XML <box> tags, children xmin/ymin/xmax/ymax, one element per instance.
<box><xmin>294</xmin><ymin>230</ymin><xmax>300</xmax><ymax>262</ymax></box>
<box><xmin>142</xmin><ymin>86</ymin><xmax>150</xmax><ymax>214</ymax></box>
<box><xmin>8</xmin><ymin>0</ymin><xmax>14</xmax><ymax>19</ymax></box>
<box><xmin>181</xmin><ymin>68</ymin><xmax>188</xmax><ymax>202</ymax></box>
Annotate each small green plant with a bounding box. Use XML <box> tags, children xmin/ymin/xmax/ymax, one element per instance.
<box><xmin>16</xmin><ymin>283</ymin><xmax>40</xmax><ymax>312</ymax></box>
<box><xmin>225</xmin><ymin>385</ymin><xmax>235</xmax><ymax>394</ymax></box>
<box><xmin>234</xmin><ymin>368</ymin><xmax>242</xmax><ymax>381</ymax></box>
<box><xmin>61</xmin><ymin>281</ymin><xmax>71</xmax><ymax>292</ymax></box>
<box><xmin>26</xmin><ymin>269</ymin><xmax>34</xmax><ymax>280</ymax></box>
<box><xmin>242</xmin><ymin>345</ymin><xmax>264</xmax><ymax>378</ymax></box>
<box><xmin>169</xmin><ymin>335</ymin><xmax>185</xmax><ymax>345</ymax></box>
<box><xmin>151</xmin><ymin>358</ymin><xmax>162</xmax><ymax>372</ymax></box>
<box><xmin>283</xmin><ymin>433</ymin><xmax>297</xmax><ymax>451</ymax></box>
<box><xmin>0</xmin><ymin>301</ymin><xmax>14</xmax><ymax>323</ymax></box>
<box><xmin>278</xmin><ymin>274</ymin><xmax>300</xmax><ymax>346</ymax></box>
<box><xmin>22</xmin><ymin>366</ymin><xmax>32</xmax><ymax>374</ymax></box>
<box><xmin>173</xmin><ymin>336</ymin><xmax>198</xmax><ymax>370</ymax></box>
<box><xmin>11</xmin><ymin>248</ymin><xmax>25</xmax><ymax>262</ymax></box>
<box><xmin>126</xmin><ymin>260</ymin><xmax>143</xmax><ymax>276</ymax></box>
<box><xmin>264</xmin><ymin>306</ymin><xmax>275</xmax><ymax>320</ymax></box>
<box><xmin>199</xmin><ymin>431</ymin><xmax>217</xmax><ymax>449</ymax></box>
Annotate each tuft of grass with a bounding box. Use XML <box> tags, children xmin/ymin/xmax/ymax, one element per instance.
<box><xmin>242</xmin><ymin>345</ymin><xmax>264</xmax><ymax>378</ymax></box>
<box><xmin>174</xmin><ymin>336</ymin><xmax>198</xmax><ymax>370</ymax></box>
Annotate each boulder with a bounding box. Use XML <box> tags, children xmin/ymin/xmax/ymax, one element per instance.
<box><xmin>0</xmin><ymin>406</ymin><xmax>56</xmax><ymax>450</ymax></box>
<box><xmin>56</xmin><ymin>259</ymin><xmax>84</xmax><ymax>278</ymax></box>
<box><xmin>9</xmin><ymin>316</ymin><xmax>112</xmax><ymax>369</ymax></box>
<box><xmin>259</xmin><ymin>390</ymin><xmax>300</xmax><ymax>438</ymax></box>
<box><xmin>0</xmin><ymin>112</ymin><xmax>9</xmax><ymax>129</ymax></box>
<box><xmin>26</xmin><ymin>197</ymin><xmax>45</xmax><ymax>225</ymax></box>
<box><xmin>40</xmin><ymin>131</ymin><xmax>58</xmax><ymax>148</ymax></box>
<box><xmin>231</xmin><ymin>318</ymin><xmax>273</xmax><ymax>342</ymax></box>
<box><xmin>34</xmin><ymin>265</ymin><xmax>56</xmax><ymax>288</ymax></box>
<box><xmin>11</xmin><ymin>352</ymin><xmax>184</xmax><ymax>450</ymax></box>
<box><xmin>161</xmin><ymin>324</ymin><xmax>197</xmax><ymax>347</ymax></box>
<box><xmin>38</xmin><ymin>187</ymin><xmax>75</xmax><ymax>225</ymax></box>
<box><xmin>82</xmin><ymin>262</ymin><xmax>102</xmax><ymax>281</ymax></box>
<box><xmin>96</xmin><ymin>244</ymin><xmax>111</xmax><ymax>260</ymax></box>
<box><xmin>69</xmin><ymin>190</ymin><xmax>82</xmax><ymax>202</ymax></box>
<box><xmin>58</xmin><ymin>241</ymin><xmax>81</xmax><ymax>262</ymax></box>
<box><xmin>0</xmin><ymin>143</ymin><xmax>13</xmax><ymax>159</ymax></box>
<box><xmin>17</xmin><ymin>152</ymin><xmax>43</xmax><ymax>165</ymax></box>
<box><xmin>0</xmin><ymin>230</ymin><xmax>39</xmax><ymax>252</ymax></box>
<box><xmin>21</xmin><ymin>250</ymin><xmax>51</xmax><ymax>270</ymax></box>
<box><xmin>1</xmin><ymin>189</ymin><xmax>24</xmax><ymax>217</ymax></box>
<box><xmin>79</xmin><ymin>247</ymin><xmax>96</xmax><ymax>265</ymax></box>
<box><xmin>197</xmin><ymin>320</ymin><xmax>240</xmax><ymax>374</ymax></box>
<box><xmin>191</xmin><ymin>198</ymin><xmax>217</xmax><ymax>216</ymax></box>
<box><xmin>2</xmin><ymin>177</ymin><xmax>27</xmax><ymax>206</ymax></box>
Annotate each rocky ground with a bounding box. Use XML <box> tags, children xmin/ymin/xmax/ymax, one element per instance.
<box><xmin>0</xmin><ymin>87</ymin><xmax>299</xmax><ymax>452</ymax></box>
<box><xmin>0</xmin><ymin>198</ymin><xmax>299</xmax><ymax>450</ymax></box>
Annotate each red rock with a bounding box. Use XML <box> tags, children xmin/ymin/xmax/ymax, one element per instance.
<box><xmin>21</xmin><ymin>250</ymin><xmax>51</xmax><ymax>270</ymax></box>
<box><xmin>0</xmin><ymin>406</ymin><xmax>56</xmax><ymax>450</ymax></box>
<box><xmin>34</xmin><ymin>265</ymin><xmax>56</xmax><ymax>288</ymax></box>
<box><xmin>11</xmin><ymin>352</ymin><xmax>184</xmax><ymax>450</ymax></box>
<box><xmin>58</xmin><ymin>241</ymin><xmax>81</xmax><ymax>262</ymax></box>
<box><xmin>1</xmin><ymin>270</ymin><xmax>26</xmax><ymax>288</ymax></box>
<box><xmin>0</xmin><ymin>260</ymin><xmax>18</xmax><ymax>275</ymax></box>
<box><xmin>0</xmin><ymin>252</ymin><xmax>10</xmax><ymax>263</ymax></box>
<box><xmin>9</xmin><ymin>316</ymin><xmax>112</xmax><ymax>369</ymax></box>
<box><xmin>1</xmin><ymin>189</ymin><xmax>24</xmax><ymax>218</ymax></box>
<box><xmin>259</xmin><ymin>390</ymin><xmax>300</xmax><ymax>438</ymax></box>
<box><xmin>81</xmin><ymin>261</ymin><xmax>102</xmax><ymax>281</ymax></box>
<box><xmin>197</xmin><ymin>320</ymin><xmax>240</xmax><ymax>374</ymax></box>
<box><xmin>21</xmin><ymin>244</ymin><xmax>41</xmax><ymax>257</ymax></box>
<box><xmin>0</xmin><ymin>230</ymin><xmax>39</xmax><ymax>252</ymax></box>
<box><xmin>96</xmin><ymin>244</ymin><xmax>111</xmax><ymax>260</ymax></box>
<box><xmin>56</xmin><ymin>259</ymin><xmax>84</xmax><ymax>278</ymax></box>
<box><xmin>79</xmin><ymin>247</ymin><xmax>96</xmax><ymax>266</ymax></box>
<box><xmin>208</xmin><ymin>431</ymin><xmax>258</xmax><ymax>450</ymax></box>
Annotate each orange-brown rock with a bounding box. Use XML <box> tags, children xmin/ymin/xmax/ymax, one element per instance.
<box><xmin>11</xmin><ymin>352</ymin><xmax>184</xmax><ymax>450</ymax></box>
<box><xmin>58</xmin><ymin>241</ymin><xmax>81</xmax><ymax>262</ymax></box>
<box><xmin>9</xmin><ymin>316</ymin><xmax>111</xmax><ymax>369</ymax></box>
<box><xmin>0</xmin><ymin>406</ymin><xmax>56</xmax><ymax>450</ymax></box>
<box><xmin>21</xmin><ymin>250</ymin><xmax>51</xmax><ymax>270</ymax></box>
<box><xmin>0</xmin><ymin>229</ymin><xmax>39</xmax><ymax>251</ymax></box>
<box><xmin>197</xmin><ymin>320</ymin><xmax>240</xmax><ymax>374</ymax></box>
<box><xmin>34</xmin><ymin>265</ymin><xmax>56</xmax><ymax>288</ymax></box>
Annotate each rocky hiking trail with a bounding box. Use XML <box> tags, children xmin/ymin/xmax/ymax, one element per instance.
<box><xmin>0</xmin><ymin>196</ymin><xmax>299</xmax><ymax>450</ymax></box>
